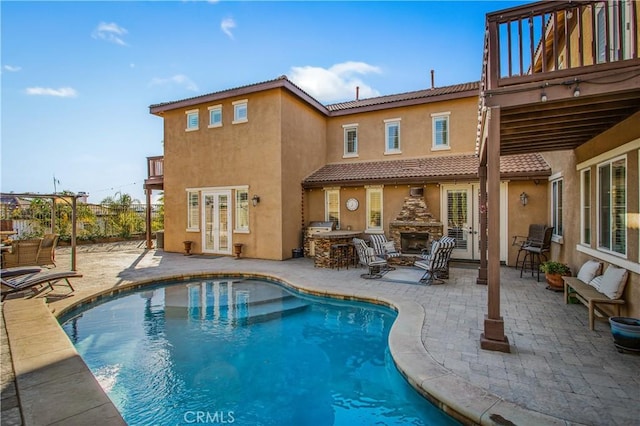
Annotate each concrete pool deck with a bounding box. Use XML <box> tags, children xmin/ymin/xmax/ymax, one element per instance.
<box><xmin>1</xmin><ymin>241</ymin><xmax>639</xmax><ymax>425</ymax></box>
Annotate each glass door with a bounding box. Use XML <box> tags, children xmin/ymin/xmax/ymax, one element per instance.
<box><xmin>202</xmin><ymin>191</ymin><xmax>231</xmax><ymax>255</ymax></box>
<box><xmin>442</xmin><ymin>185</ymin><xmax>474</xmax><ymax>260</ymax></box>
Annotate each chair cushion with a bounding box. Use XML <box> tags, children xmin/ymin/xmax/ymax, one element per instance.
<box><xmin>588</xmin><ymin>275</ymin><xmax>603</xmax><ymax>292</ymax></box>
<box><xmin>383</xmin><ymin>241</ymin><xmax>398</xmax><ymax>254</ymax></box>
<box><xmin>577</xmin><ymin>260</ymin><xmax>602</xmax><ymax>283</ymax></box>
<box><xmin>597</xmin><ymin>265</ymin><xmax>628</xmax><ymax>299</ymax></box>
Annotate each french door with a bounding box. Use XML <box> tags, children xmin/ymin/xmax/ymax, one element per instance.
<box><xmin>441</xmin><ymin>183</ymin><xmax>507</xmax><ymax>261</ymax></box>
<box><xmin>202</xmin><ymin>191</ymin><xmax>232</xmax><ymax>255</ymax></box>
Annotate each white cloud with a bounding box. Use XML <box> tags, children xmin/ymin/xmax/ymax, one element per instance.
<box><xmin>288</xmin><ymin>61</ymin><xmax>382</xmax><ymax>103</ymax></box>
<box><xmin>25</xmin><ymin>87</ymin><xmax>78</xmax><ymax>97</ymax></box>
<box><xmin>3</xmin><ymin>65</ymin><xmax>21</xmax><ymax>72</ymax></box>
<box><xmin>92</xmin><ymin>22</ymin><xmax>128</xmax><ymax>46</ymax></box>
<box><xmin>149</xmin><ymin>74</ymin><xmax>199</xmax><ymax>92</ymax></box>
<box><xmin>221</xmin><ymin>18</ymin><xmax>236</xmax><ymax>39</ymax></box>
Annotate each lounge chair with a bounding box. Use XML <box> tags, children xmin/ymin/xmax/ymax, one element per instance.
<box><xmin>414</xmin><ymin>236</ymin><xmax>456</xmax><ymax>285</ymax></box>
<box><xmin>1</xmin><ymin>270</ymin><xmax>82</xmax><ymax>300</ymax></box>
<box><xmin>353</xmin><ymin>237</ymin><xmax>388</xmax><ymax>279</ymax></box>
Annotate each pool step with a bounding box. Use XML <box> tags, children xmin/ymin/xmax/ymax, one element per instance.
<box><xmin>236</xmin><ymin>295</ymin><xmax>310</xmax><ymax>325</ymax></box>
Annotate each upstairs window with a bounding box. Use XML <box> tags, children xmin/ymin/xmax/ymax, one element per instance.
<box><xmin>343</xmin><ymin>124</ymin><xmax>358</xmax><ymax>157</ymax></box>
<box><xmin>233</xmin><ymin>99</ymin><xmax>248</xmax><ymax>124</ymax></box>
<box><xmin>186</xmin><ymin>109</ymin><xmax>199</xmax><ymax>131</ymax></box>
<box><xmin>580</xmin><ymin>169</ymin><xmax>591</xmax><ymax>245</ymax></box>
<box><xmin>431</xmin><ymin>112</ymin><xmax>450</xmax><ymax>150</ymax></box>
<box><xmin>208</xmin><ymin>105</ymin><xmax>222</xmax><ymax>128</ymax></box>
<box><xmin>384</xmin><ymin>119</ymin><xmax>401</xmax><ymax>154</ymax></box>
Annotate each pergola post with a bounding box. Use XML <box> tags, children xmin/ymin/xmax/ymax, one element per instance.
<box><xmin>476</xmin><ymin>164</ymin><xmax>487</xmax><ymax>285</ymax></box>
<box><xmin>145</xmin><ymin>189</ymin><xmax>153</xmax><ymax>250</ymax></box>
<box><xmin>480</xmin><ymin>106</ymin><xmax>510</xmax><ymax>353</ymax></box>
<box><xmin>71</xmin><ymin>196</ymin><xmax>77</xmax><ymax>271</ymax></box>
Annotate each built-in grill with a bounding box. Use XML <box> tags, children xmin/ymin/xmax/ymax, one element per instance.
<box><xmin>305</xmin><ymin>221</ymin><xmax>335</xmax><ymax>256</ymax></box>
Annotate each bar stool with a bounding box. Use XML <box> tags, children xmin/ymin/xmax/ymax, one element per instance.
<box><xmin>330</xmin><ymin>243</ymin><xmax>350</xmax><ymax>270</ymax></box>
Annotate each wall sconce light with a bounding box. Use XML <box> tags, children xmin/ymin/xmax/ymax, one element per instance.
<box><xmin>520</xmin><ymin>192</ymin><xmax>529</xmax><ymax>206</ymax></box>
<box><xmin>573</xmin><ymin>86</ymin><xmax>580</xmax><ymax>97</ymax></box>
<box><xmin>540</xmin><ymin>92</ymin><xmax>548</xmax><ymax>102</ymax></box>
<box><xmin>252</xmin><ymin>195</ymin><xmax>260</xmax><ymax>206</ymax></box>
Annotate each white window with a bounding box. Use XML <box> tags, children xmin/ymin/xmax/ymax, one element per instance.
<box><xmin>235</xmin><ymin>189</ymin><xmax>249</xmax><ymax>232</ymax></box>
<box><xmin>233</xmin><ymin>99</ymin><xmax>248</xmax><ymax>124</ymax></box>
<box><xmin>187</xmin><ymin>191</ymin><xmax>199</xmax><ymax>230</ymax></box>
<box><xmin>580</xmin><ymin>169</ymin><xmax>591</xmax><ymax>245</ymax></box>
<box><xmin>208</xmin><ymin>105</ymin><xmax>222</xmax><ymax>128</ymax></box>
<box><xmin>366</xmin><ymin>186</ymin><xmax>383</xmax><ymax>232</ymax></box>
<box><xmin>431</xmin><ymin>112</ymin><xmax>450</xmax><ymax>150</ymax></box>
<box><xmin>186</xmin><ymin>109</ymin><xmax>199</xmax><ymax>131</ymax></box>
<box><xmin>343</xmin><ymin>124</ymin><xmax>358</xmax><ymax>157</ymax></box>
<box><xmin>325</xmin><ymin>189</ymin><xmax>340</xmax><ymax>230</ymax></box>
<box><xmin>551</xmin><ymin>177</ymin><xmax>563</xmax><ymax>240</ymax></box>
<box><xmin>597</xmin><ymin>156</ymin><xmax>626</xmax><ymax>255</ymax></box>
<box><xmin>384</xmin><ymin>119</ymin><xmax>401</xmax><ymax>154</ymax></box>
<box><xmin>596</xmin><ymin>2</ymin><xmax>633</xmax><ymax>63</ymax></box>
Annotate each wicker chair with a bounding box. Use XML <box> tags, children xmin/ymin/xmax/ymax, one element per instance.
<box><xmin>36</xmin><ymin>234</ymin><xmax>59</xmax><ymax>267</ymax></box>
<box><xmin>2</xmin><ymin>239</ymin><xmax>43</xmax><ymax>268</ymax></box>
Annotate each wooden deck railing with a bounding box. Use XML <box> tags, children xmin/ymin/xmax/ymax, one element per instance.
<box><xmin>147</xmin><ymin>156</ymin><xmax>164</xmax><ymax>180</ymax></box>
<box><xmin>484</xmin><ymin>1</ymin><xmax>638</xmax><ymax>88</ymax></box>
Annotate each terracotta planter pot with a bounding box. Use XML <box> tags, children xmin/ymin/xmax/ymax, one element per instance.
<box><xmin>545</xmin><ymin>272</ymin><xmax>566</xmax><ymax>290</ymax></box>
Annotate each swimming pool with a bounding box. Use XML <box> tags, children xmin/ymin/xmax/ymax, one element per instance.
<box><xmin>60</xmin><ymin>277</ymin><xmax>459</xmax><ymax>425</ymax></box>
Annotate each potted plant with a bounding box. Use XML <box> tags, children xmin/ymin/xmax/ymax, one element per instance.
<box><xmin>539</xmin><ymin>261</ymin><xmax>571</xmax><ymax>291</ymax></box>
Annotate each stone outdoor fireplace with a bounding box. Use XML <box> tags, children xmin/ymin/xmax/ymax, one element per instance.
<box><xmin>389</xmin><ymin>192</ymin><xmax>443</xmax><ymax>255</ymax></box>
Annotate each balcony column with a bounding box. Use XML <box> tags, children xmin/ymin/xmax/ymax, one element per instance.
<box><xmin>476</xmin><ymin>165</ymin><xmax>487</xmax><ymax>285</ymax></box>
<box><xmin>480</xmin><ymin>106</ymin><xmax>510</xmax><ymax>353</ymax></box>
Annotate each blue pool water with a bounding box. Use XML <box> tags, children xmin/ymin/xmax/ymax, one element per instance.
<box><xmin>60</xmin><ymin>278</ymin><xmax>459</xmax><ymax>426</ymax></box>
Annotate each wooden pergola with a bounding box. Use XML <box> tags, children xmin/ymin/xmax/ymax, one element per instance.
<box><xmin>1</xmin><ymin>192</ymin><xmax>82</xmax><ymax>271</ymax></box>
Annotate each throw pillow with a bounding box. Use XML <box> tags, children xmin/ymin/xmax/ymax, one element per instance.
<box><xmin>383</xmin><ymin>241</ymin><xmax>397</xmax><ymax>254</ymax></box>
<box><xmin>598</xmin><ymin>265</ymin><xmax>628</xmax><ymax>299</ymax></box>
<box><xmin>588</xmin><ymin>276</ymin><xmax>603</xmax><ymax>292</ymax></box>
<box><xmin>577</xmin><ymin>260</ymin><xmax>602</xmax><ymax>283</ymax></box>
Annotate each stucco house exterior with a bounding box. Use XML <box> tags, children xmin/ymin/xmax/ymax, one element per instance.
<box><xmin>145</xmin><ymin>0</ymin><xmax>639</xmax><ymax>331</ymax></box>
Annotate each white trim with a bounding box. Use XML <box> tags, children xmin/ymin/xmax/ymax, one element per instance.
<box><xmin>232</xmin><ymin>99</ymin><xmax>248</xmax><ymax>105</ymax></box>
<box><xmin>207</xmin><ymin>105</ymin><xmax>222</xmax><ymax>128</ymax></box>
<box><xmin>185</xmin><ymin>109</ymin><xmax>199</xmax><ymax>131</ymax></box>
<box><xmin>384</xmin><ymin>119</ymin><xmax>401</xmax><ymax>154</ymax></box>
<box><xmin>431</xmin><ymin>113</ymin><xmax>450</xmax><ymax>150</ymax></box>
<box><xmin>576</xmin><ymin>138</ymin><xmax>640</xmax><ymax>170</ymax></box>
<box><xmin>342</xmin><ymin>123</ymin><xmax>359</xmax><ymax>128</ymax></box>
<box><xmin>430</xmin><ymin>111</ymin><xmax>451</xmax><ymax>117</ymax></box>
<box><xmin>342</xmin><ymin>153</ymin><xmax>359</xmax><ymax>159</ymax></box>
<box><xmin>232</xmin><ymin>99</ymin><xmax>248</xmax><ymax>124</ymax></box>
<box><xmin>548</xmin><ymin>171</ymin><xmax>563</xmax><ymax>181</ymax></box>
<box><xmin>187</xmin><ymin>185</ymin><xmax>248</xmax><ymax>192</ymax></box>
<box><xmin>577</xmin><ymin>245</ymin><xmax>640</xmax><ymax>274</ymax></box>
<box><xmin>383</xmin><ymin>118</ymin><xmax>401</xmax><ymax>123</ymax></box>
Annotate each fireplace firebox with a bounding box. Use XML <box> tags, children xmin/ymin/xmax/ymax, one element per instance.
<box><xmin>401</xmin><ymin>232</ymin><xmax>429</xmax><ymax>254</ymax></box>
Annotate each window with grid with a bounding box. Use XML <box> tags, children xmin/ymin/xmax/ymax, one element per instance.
<box><xmin>187</xmin><ymin>191</ymin><xmax>199</xmax><ymax>230</ymax></box>
<box><xmin>581</xmin><ymin>169</ymin><xmax>591</xmax><ymax>245</ymax></box>
<box><xmin>366</xmin><ymin>187</ymin><xmax>383</xmax><ymax>232</ymax></box>
<box><xmin>598</xmin><ymin>157</ymin><xmax>626</xmax><ymax>255</ymax></box>
<box><xmin>431</xmin><ymin>113</ymin><xmax>450</xmax><ymax>149</ymax></box>
<box><xmin>235</xmin><ymin>189</ymin><xmax>249</xmax><ymax>232</ymax></box>
<box><xmin>208</xmin><ymin>105</ymin><xmax>222</xmax><ymax>127</ymax></box>
<box><xmin>186</xmin><ymin>110</ymin><xmax>199</xmax><ymax>131</ymax></box>
<box><xmin>343</xmin><ymin>125</ymin><xmax>358</xmax><ymax>157</ymax></box>
<box><xmin>325</xmin><ymin>189</ymin><xmax>340</xmax><ymax>229</ymax></box>
<box><xmin>551</xmin><ymin>178</ymin><xmax>563</xmax><ymax>238</ymax></box>
<box><xmin>384</xmin><ymin>119</ymin><xmax>401</xmax><ymax>154</ymax></box>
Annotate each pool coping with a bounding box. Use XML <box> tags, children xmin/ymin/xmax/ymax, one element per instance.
<box><xmin>5</xmin><ymin>271</ymin><xmax>568</xmax><ymax>426</ymax></box>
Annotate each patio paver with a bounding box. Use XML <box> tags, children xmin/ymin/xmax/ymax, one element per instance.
<box><xmin>1</xmin><ymin>241</ymin><xmax>639</xmax><ymax>425</ymax></box>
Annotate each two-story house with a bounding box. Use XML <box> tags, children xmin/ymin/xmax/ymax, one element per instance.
<box><xmin>148</xmin><ymin>77</ymin><xmax>551</xmax><ymax>264</ymax></box>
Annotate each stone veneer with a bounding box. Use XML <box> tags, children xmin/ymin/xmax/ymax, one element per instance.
<box><xmin>389</xmin><ymin>196</ymin><xmax>443</xmax><ymax>254</ymax></box>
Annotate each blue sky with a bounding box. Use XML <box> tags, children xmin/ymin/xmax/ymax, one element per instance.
<box><xmin>1</xmin><ymin>0</ymin><xmax>527</xmax><ymax>203</ymax></box>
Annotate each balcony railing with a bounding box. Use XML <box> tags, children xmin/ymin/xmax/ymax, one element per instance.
<box><xmin>484</xmin><ymin>1</ymin><xmax>638</xmax><ymax>89</ymax></box>
<box><xmin>147</xmin><ymin>156</ymin><xmax>163</xmax><ymax>180</ymax></box>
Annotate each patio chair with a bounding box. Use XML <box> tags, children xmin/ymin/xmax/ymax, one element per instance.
<box><xmin>520</xmin><ymin>226</ymin><xmax>554</xmax><ymax>281</ymax></box>
<box><xmin>1</xmin><ymin>270</ymin><xmax>82</xmax><ymax>301</ymax></box>
<box><xmin>37</xmin><ymin>234</ymin><xmax>59</xmax><ymax>267</ymax></box>
<box><xmin>368</xmin><ymin>234</ymin><xmax>402</xmax><ymax>260</ymax></box>
<box><xmin>414</xmin><ymin>236</ymin><xmax>456</xmax><ymax>285</ymax></box>
<box><xmin>512</xmin><ymin>224</ymin><xmax>545</xmax><ymax>270</ymax></box>
<box><xmin>353</xmin><ymin>238</ymin><xmax>388</xmax><ymax>279</ymax></box>
<box><xmin>2</xmin><ymin>238</ymin><xmax>42</xmax><ymax>269</ymax></box>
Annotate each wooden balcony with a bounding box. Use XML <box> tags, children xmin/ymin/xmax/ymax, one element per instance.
<box><xmin>144</xmin><ymin>156</ymin><xmax>163</xmax><ymax>191</ymax></box>
<box><xmin>479</xmin><ymin>0</ymin><xmax>640</xmax><ymax>156</ymax></box>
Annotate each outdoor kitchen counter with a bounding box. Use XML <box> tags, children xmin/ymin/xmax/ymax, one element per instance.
<box><xmin>311</xmin><ymin>230</ymin><xmax>363</xmax><ymax>268</ymax></box>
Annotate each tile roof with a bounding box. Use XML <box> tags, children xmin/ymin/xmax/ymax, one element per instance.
<box><xmin>326</xmin><ymin>81</ymin><xmax>480</xmax><ymax>112</ymax></box>
<box><xmin>303</xmin><ymin>153</ymin><xmax>550</xmax><ymax>187</ymax></box>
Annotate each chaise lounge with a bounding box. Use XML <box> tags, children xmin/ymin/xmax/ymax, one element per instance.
<box><xmin>1</xmin><ymin>270</ymin><xmax>82</xmax><ymax>301</ymax></box>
